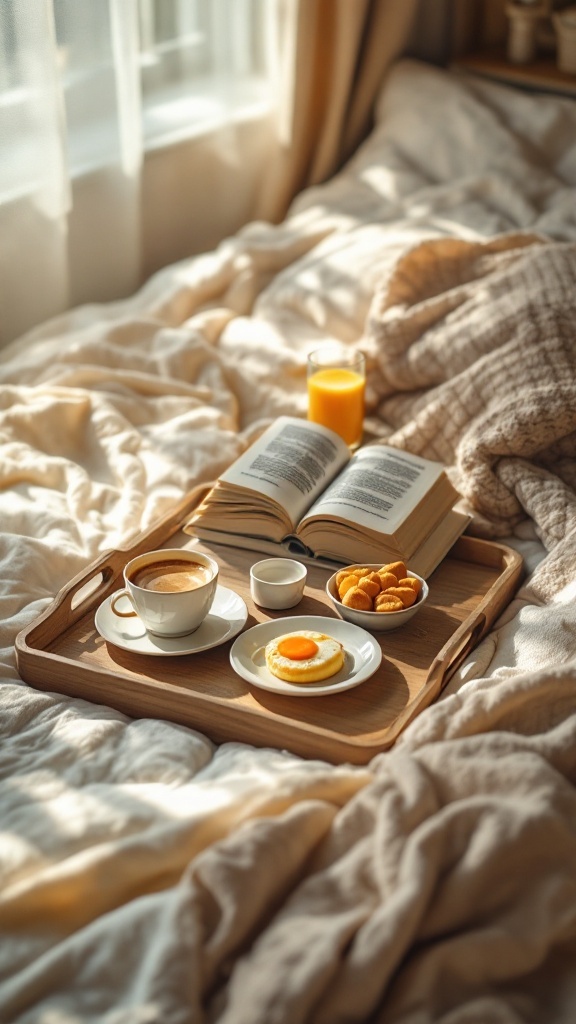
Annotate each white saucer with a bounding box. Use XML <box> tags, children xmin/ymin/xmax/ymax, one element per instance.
<box><xmin>229</xmin><ymin>615</ymin><xmax>382</xmax><ymax>697</ymax></box>
<box><xmin>95</xmin><ymin>585</ymin><xmax>248</xmax><ymax>657</ymax></box>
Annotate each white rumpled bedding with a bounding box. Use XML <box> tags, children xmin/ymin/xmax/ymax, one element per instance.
<box><xmin>2</xmin><ymin>59</ymin><xmax>576</xmax><ymax>1023</ymax></box>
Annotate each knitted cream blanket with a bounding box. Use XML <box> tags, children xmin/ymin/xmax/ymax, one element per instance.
<box><xmin>366</xmin><ymin>233</ymin><xmax>576</xmax><ymax>600</ymax></box>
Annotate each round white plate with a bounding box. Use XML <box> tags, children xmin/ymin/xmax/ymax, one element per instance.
<box><xmin>95</xmin><ymin>585</ymin><xmax>248</xmax><ymax>657</ymax></box>
<box><xmin>229</xmin><ymin>615</ymin><xmax>382</xmax><ymax>696</ymax></box>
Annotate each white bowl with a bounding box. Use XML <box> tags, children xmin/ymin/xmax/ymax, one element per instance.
<box><xmin>326</xmin><ymin>563</ymin><xmax>429</xmax><ymax>632</ymax></box>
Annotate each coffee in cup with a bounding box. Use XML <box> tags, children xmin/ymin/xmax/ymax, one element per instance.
<box><xmin>129</xmin><ymin>558</ymin><xmax>213</xmax><ymax>594</ymax></box>
<box><xmin>111</xmin><ymin>548</ymin><xmax>218</xmax><ymax>637</ymax></box>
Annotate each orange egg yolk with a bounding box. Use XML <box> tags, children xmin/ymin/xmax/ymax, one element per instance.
<box><xmin>277</xmin><ymin>636</ymin><xmax>319</xmax><ymax>661</ymax></box>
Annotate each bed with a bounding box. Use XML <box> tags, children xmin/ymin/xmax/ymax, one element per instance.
<box><xmin>1</xmin><ymin>57</ymin><xmax>576</xmax><ymax>1022</ymax></box>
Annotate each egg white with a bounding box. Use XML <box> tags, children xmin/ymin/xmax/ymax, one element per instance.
<box><xmin>265</xmin><ymin>630</ymin><xmax>344</xmax><ymax>683</ymax></box>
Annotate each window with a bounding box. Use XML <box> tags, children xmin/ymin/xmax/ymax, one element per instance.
<box><xmin>0</xmin><ymin>0</ymin><xmax>281</xmax><ymax>344</ymax></box>
<box><xmin>0</xmin><ymin>0</ymin><xmax>278</xmax><ymax>188</ymax></box>
<box><xmin>138</xmin><ymin>0</ymin><xmax>274</xmax><ymax>86</ymax></box>
<box><xmin>137</xmin><ymin>0</ymin><xmax>277</xmax><ymax>148</ymax></box>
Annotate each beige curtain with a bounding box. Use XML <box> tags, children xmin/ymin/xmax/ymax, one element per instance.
<box><xmin>260</xmin><ymin>0</ymin><xmax>419</xmax><ymax>222</ymax></box>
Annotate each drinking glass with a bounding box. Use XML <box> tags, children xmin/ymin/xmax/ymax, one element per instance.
<box><xmin>307</xmin><ymin>346</ymin><xmax>366</xmax><ymax>448</ymax></box>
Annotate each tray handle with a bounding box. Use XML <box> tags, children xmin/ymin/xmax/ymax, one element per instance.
<box><xmin>425</xmin><ymin>610</ymin><xmax>487</xmax><ymax>695</ymax></box>
<box><xmin>18</xmin><ymin>482</ymin><xmax>215</xmax><ymax>650</ymax></box>
<box><xmin>383</xmin><ymin>611</ymin><xmax>487</xmax><ymax>747</ymax></box>
<box><xmin>19</xmin><ymin>550</ymin><xmax>130</xmax><ymax>650</ymax></box>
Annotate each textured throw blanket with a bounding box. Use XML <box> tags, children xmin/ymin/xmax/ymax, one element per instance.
<box><xmin>366</xmin><ymin>233</ymin><xmax>576</xmax><ymax>601</ymax></box>
<box><xmin>1</xmin><ymin>60</ymin><xmax>576</xmax><ymax>1023</ymax></box>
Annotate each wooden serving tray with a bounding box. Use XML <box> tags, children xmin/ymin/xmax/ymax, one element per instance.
<box><xmin>15</xmin><ymin>489</ymin><xmax>524</xmax><ymax>765</ymax></box>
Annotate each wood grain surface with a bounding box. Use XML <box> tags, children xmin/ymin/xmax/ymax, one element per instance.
<box><xmin>16</xmin><ymin>490</ymin><xmax>524</xmax><ymax>764</ymax></box>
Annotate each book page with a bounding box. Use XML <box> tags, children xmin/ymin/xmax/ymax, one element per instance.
<box><xmin>220</xmin><ymin>416</ymin><xmax>351</xmax><ymax>526</ymax></box>
<box><xmin>300</xmin><ymin>444</ymin><xmax>446</xmax><ymax>534</ymax></box>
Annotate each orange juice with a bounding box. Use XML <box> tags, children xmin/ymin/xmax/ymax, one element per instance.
<box><xmin>307</xmin><ymin>367</ymin><xmax>365</xmax><ymax>448</ymax></box>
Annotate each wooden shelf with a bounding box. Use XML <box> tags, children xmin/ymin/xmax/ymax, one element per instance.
<box><xmin>453</xmin><ymin>49</ymin><xmax>576</xmax><ymax>97</ymax></box>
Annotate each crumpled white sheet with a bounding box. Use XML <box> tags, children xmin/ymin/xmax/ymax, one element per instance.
<box><xmin>1</xmin><ymin>59</ymin><xmax>576</xmax><ymax>1023</ymax></box>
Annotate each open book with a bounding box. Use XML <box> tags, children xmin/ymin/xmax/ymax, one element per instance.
<box><xmin>184</xmin><ymin>417</ymin><xmax>470</xmax><ymax>577</ymax></box>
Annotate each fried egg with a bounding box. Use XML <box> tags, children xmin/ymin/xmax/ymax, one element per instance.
<box><xmin>265</xmin><ymin>630</ymin><xmax>344</xmax><ymax>683</ymax></box>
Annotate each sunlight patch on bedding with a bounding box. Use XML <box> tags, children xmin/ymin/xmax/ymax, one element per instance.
<box><xmin>0</xmin><ymin>488</ymin><xmax>27</xmax><ymax>513</ymax></box>
<box><xmin>361</xmin><ymin>164</ymin><xmax>400</xmax><ymax>199</ymax></box>
<box><xmin>107</xmin><ymin>781</ymin><xmax>252</xmax><ymax>819</ymax></box>
<box><xmin>554</xmin><ymin>577</ymin><xmax>576</xmax><ymax>604</ymax></box>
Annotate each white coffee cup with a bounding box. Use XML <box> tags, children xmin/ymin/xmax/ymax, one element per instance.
<box><xmin>111</xmin><ymin>548</ymin><xmax>219</xmax><ymax>637</ymax></box>
<box><xmin>250</xmin><ymin>558</ymin><xmax>307</xmax><ymax>610</ymax></box>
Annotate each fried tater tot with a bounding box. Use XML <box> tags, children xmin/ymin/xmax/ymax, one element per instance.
<box><xmin>398</xmin><ymin>576</ymin><xmax>422</xmax><ymax>596</ymax></box>
<box><xmin>337</xmin><ymin>574</ymin><xmax>361</xmax><ymax>600</ymax></box>
<box><xmin>377</xmin><ymin>571</ymin><xmax>398</xmax><ymax>591</ymax></box>
<box><xmin>374</xmin><ymin>594</ymin><xmax>404</xmax><ymax>613</ymax></box>
<box><xmin>342</xmin><ymin>586</ymin><xmax>373</xmax><ymax>611</ymax></box>
<box><xmin>336</xmin><ymin>569</ymin><xmax>355</xmax><ymax>589</ymax></box>
<box><xmin>385</xmin><ymin>586</ymin><xmax>417</xmax><ymax>608</ymax></box>
<box><xmin>380</xmin><ymin>561</ymin><xmax>407</xmax><ymax>580</ymax></box>
<box><xmin>357</xmin><ymin>572</ymin><xmax>381</xmax><ymax>599</ymax></box>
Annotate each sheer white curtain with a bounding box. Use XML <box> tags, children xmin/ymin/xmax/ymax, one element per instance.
<box><xmin>0</xmin><ymin>0</ymin><xmax>416</xmax><ymax>349</ymax></box>
<box><xmin>0</xmin><ymin>0</ymin><xmax>141</xmax><ymax>345</ymax></box>
<box><xmin>0</xmin><ymin>0</ymin><xmax>279</xmax><ymax>347</ymax></box>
